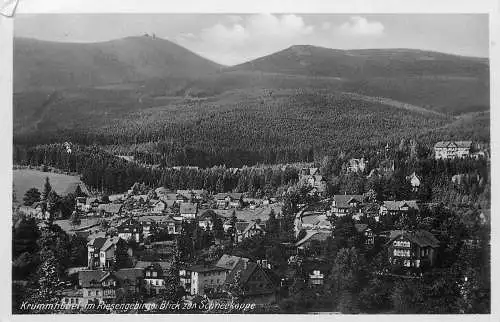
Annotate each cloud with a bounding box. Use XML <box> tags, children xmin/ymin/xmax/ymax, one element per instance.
<box><xmin>175</xmin><ymin>14</ymin><xmax>315</xmax><ymax>65</ymax></box>
<box><xmin>338</xmin><ymin>16</ymin><xmax>384</xmax><ymax>36</ymax></box>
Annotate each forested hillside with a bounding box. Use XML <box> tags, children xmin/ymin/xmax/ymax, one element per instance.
<box><xmin>13</xmin><ymin>38</ymin><xmax>490</xmax><ymax>168</ymax></box>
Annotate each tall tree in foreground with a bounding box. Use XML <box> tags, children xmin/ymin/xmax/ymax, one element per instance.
<box><xmin>42</xmin><ymin>177</ymin><xmax>52</xmax><ymax>201</ymax></box>
<box><xmin>23</xmin><ymin>188</ymin><xmax>41</xmax><ymax>206</ymax></box>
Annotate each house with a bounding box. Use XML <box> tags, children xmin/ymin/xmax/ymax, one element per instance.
<box><xmin>236</xmin><ymin>221</ymin><xmax>265</xmax><ymax>242</ymax></box>
<box><xmin>215</xmin><ymin>254</ymin><xmax>250</xmax><ymax>275</ymax></box>
<box><xmin>354</xmin><ymin>223</ymin><xmax>374</xmax><ymax>246</ymax></box>
<box><xmin>295</xmin><ymin>211</ymin><xmax>332</xmax><ymax>237</ymax></box>
<box><xmin>150</xmin><ymin>240</ymin><xmax>177</xmax><ymax>256</ymax></box>
<box><xmin>60</xmin><ymin>288</ymin><xmax>84</xmax><ymax>307</ymax></box>
<box><xmin>159</xmin><ymin>193</ymin><xmax>178</xmax><ymax>207</ymax></box>
<box><xmin>189</xmin><ymin>264</ymin><xmax>228</xmax><ymax>296</ymax></box>
<box><xmin>379</xmin><ymin>200</ymin><xmax>419</xmax><ymax>216</ymax></box>
<box><xmin>175</xmin><ymin>194</ymin><xmax>189</xmax><ymax>204</ymax></box>
<box><xmin>151</xmin><ymin>200</ymin><xmax>167</xmax><ymax>214</ymax></box>
<box><xmin>87</xmin><ymin>237</ymin><xmax>108</xmax><ymax>269</ymax></box>
<box><xmin>97</xmin><ymin>203</ymin><xmax>123</xmax><ymax>217</ymax></box>
<box><xmin>99</xmin><ymin>237</ymin><xmax>127</xmax><ymax>269</ymax></box>
<box><xmin>180</xmin><ymin>202</ymin><xmax>198</xmax><ymax>220</ymax></box>
<box><xmin>76</xmin><ymin>197</ymin><xmax>87</xmax><ymax>211</ymax></box>
<box><xmin>198</xmin><ymin>211</ymin><xmax>216</xmax><ymax>231</ymax></box>
<box><xmin>309</xmin><ymin>270</ymin><xmax>325</xmax><ymax>287</ymax></box>
<box><xmin>117</xmin><ymin>218</ymin><xmax>143</xmax><ymax>243</ymax></box>
<box><xmin>434</xmin><ymin>141</ymin><xmax>473</xmax><ymax>159</ymax></box>
<box><xmin>295</xmin><ymin>231</ymin><xmax>331</xmax><ymax>253</ymax></box>
<box><xmin>215</xmin><ymin>193</ymin><xmax>243</xmax><ymax>209</ymax></box>
<box><xmin>330</xmin><ymin>195</ymin><xmax>364</xmax><ymax>217</ymax></box>
<box><xmin>78</xmin><ymin>268</ymin><xmax>144</xmax><ymax>305</ymax></box>
<box><xmin>224</xmin><ymin>261</ymin><xmax>278</xmax><ymax>303</ymax></box>
<box><xmin>298</xmin><ymin>168</ymin><xmax>327</xmax><ymax>194</ymax></box>
<box><xmin>135</xmin><ymin>261</ymin><xmax>172</xmax><ymax>295</ymax></box>
<box><xmin>406</xmin><ymin>172</ymin><xmax>421</xmax><ymax>192</ymax></box>
<box><xmin>228</xmin><ymin>193</ymin><xmax>243</xmax><ymax>208</ymax></box>
<box><xmin>17</xmin><ymin>205</ymin><xmax>49</xmax><ymax>220</ymax></box>
<box><xmin>164</xmin><ymin>217</ymin><xmax>182</xmax><ymax>235</ymax></box>
<box><xmin>215</xmin><ymin>193</ymin><xmax>228</xmax><ymax>209</ymax></box>
<box><xmin>177</xmin><ymin>189</ymin><xmax>207</xmax><ymax>201</ymax></box>
<box><xmin>138</xmin><ymin>217</ymin><xmax>158</xmax><ymax>238</ymax></box>
<box><xmin>387</xmin><ymin>230</ymin><xmax>439</xmax><ymax>269</ymax></box>
<box><xmin>155</xmin><ymin>187</ymin><xmax>174</xmax><ymax>196</ymax></box>
<box><xmin>179</xmin><ymin>267</ymin><xmax>192</xmax><ymax>292</ymax></box>
<box><xmin>347</xmin><ymin>158</ymin><xmax>368</xmax><ymax>173</ymax></box>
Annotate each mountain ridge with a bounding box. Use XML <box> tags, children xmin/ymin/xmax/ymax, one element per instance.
<box><xmin>14</xmin><ymin>36</ymin><xmax>223</xmax><ymax>92</ymax></box>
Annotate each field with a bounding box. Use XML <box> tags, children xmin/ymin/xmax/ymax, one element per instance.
<box><xmin>13</xmin><ymin>169</ymin><xmax>82</xmax><ymax>204</ymax></box>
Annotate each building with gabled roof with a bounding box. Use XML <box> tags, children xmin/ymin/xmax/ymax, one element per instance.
<box><xmin>330</xmin><ymin>194</ymin><xmax>364</xmax><ymax>217</ymax></box>
<box><xmin>189</xmin><ymin>264</ymin><xmax>228</xmax><ymax>296</ymax></box>
<box><xmin>97</xmin><ymin>203</ymin><xmax>123</xmax><ymax>217</ymax></box>
<box><xmin>434</xmin><ymin>141</ymin><xmax>473</xmax><ymax>159</ymax></box>
<box><xmin>379</xmin><ymin>200</ymin><xmax>419</xmax><ymax>216</ymax></box>
<box><xmin>224</xmin><ymin>261</ymin><xmax>278</xmax><ymax>303</ymax></box>
<box><xmin>387</xmin><ymin>230</ymin><xmax>439</xmax><ymax>269</ymax></box>
<box><xmin>117</xmin><ymin>218</ymin><xmax>143</xmax><ymax>243</ymax></box>
<box><xmin>180</xmin><ymin>202</ymin><xmax>198</xmax><ymax>220</ymax></box>
<box><xmin>355</xmin><ymin>223</ymin><xmax>374</xmax><ymax>245</ymax></box>
<box><xmin>347</xmin><ymin>158</ymin><xmax>368</xmax><ymax>173</ymax></box>
<box><xmin>78</xmin><ymin>268</ymin><xmax>144</xmax><ymax>305</ymax></box>
<box><xmin>235</xmin><ymin>221</ymin><xmax>265</xmax><ymax>242</ymax></box>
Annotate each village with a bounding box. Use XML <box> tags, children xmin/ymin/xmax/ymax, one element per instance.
<box><xmin>12</xmin><ymin>140</ymin><xmax>490</xmax><ymax>313</ymax></box>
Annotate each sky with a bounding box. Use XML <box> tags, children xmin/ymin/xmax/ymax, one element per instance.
<box><xmin>14</xmin><ymin>14</ymin><xmax>489</xmax><ymax>65</ymax></box>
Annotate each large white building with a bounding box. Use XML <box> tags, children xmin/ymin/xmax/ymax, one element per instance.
<box><xmin>434</xmin><ymin>141</ymin><xmax>473</xmax><ymax>160</ymax></box>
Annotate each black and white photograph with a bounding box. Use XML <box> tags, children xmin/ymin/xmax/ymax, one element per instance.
<box><xmin>3</xmin><ymin>0</ymin><xmax>497</xmax><ymax>317</ymax></box>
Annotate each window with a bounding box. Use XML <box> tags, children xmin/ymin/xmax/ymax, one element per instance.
<box><xmin>65</xmin><ymin>299</ymin><xmax>69</xmax><ymax>304</ymax></box>
<box><xmin>88</xmin><ymin>290</ymin><xmax>92</xmax><ymax>296</ymax></box>
<box><xmin>403</xmin><ymin>260</ymin><xmax>411</xmax><ymax>267</ymax></box>
<box><xmin>393</xmin><ymin>249</ymin><xmax>410</xmax><ymax>257</ymax></box>
<box><xmin>96</xmin><ymin>290</ymin><xmax>100</xmax><ymax>296</ymax></box>
<box><xmin>394</xmin><ymin>240</ymin><xmax>411</xmax><ymax>248</ymax></box>
<box><xmin>152</xmin><ymin>272</ymin><xmax>157</xmax><ymax>277</ymax></box>
<box><xmin>146</xmin><ymin>271</ymin><xmax>151</xmax><ymax>277</ymax></box>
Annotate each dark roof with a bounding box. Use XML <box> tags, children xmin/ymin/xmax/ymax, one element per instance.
<box><xmin>382</xmin><ymin>200</ymin><xmax>419</xmax><ymax>211</ymax></box>
<box><xmin>74</xmin><ymin>231</ymin><xmax>90</xmax><ymax>239</ymax></box>
<box><xmin>118</xmin><ymin>218</ymin><xmax>141</xmax><ymax>228</ymax></box>
<box><xmin>226</xmin><ymin>262</ymin><xmax>259</xmax><ymax>285</ymax></box>
<box><xmin>97</xmin><ymin>203</ymin><xmax>123</xmax><ymax>214</ymax></box>
<box><xmin>333</xmin><ymin>195</ymin><xmax>364</xmax><ymax>208</ymax></box>
<box><xmin>135</xmin><ymin>261</ymin><xmax>172</xmax><ymax>272</ymax></box>
<box><xmin>389</xmin><ymin>230</ymin><xmax>439</xmax><ymax>248</ymax></box>
<box><xmin>87</xmin><ymin>237</ymin><xmax>107</xmax><ymax>250</ymax></box>
<box><xmin>189</xmin><ymin>264</ymin><xmax>228</xmax><ymax>273</ymax></box>
<box><xmin>354</xmin><ymin>223</ymin><xmax>369</xmax><ymax>233</ymax></box>
<box><xmin>228</xmin><ymin>193</ymin><xmax>243</xmax><ymax>200</ymax></box>
<box><xmin>434</xmin><ymin>141</ymin><xmax>473</xmax><ymax>149</ymax></box>
<box><xmin>235</xmin><ymin>221</ymin><xmax>251</xmax><ymax>233</ymax></box>
<box><xmin>61</xmin><ymin>288</ymin><xmax>83</xmax><ymax>297</ymax></box>
<box><xmin>113</xmin><ymin>268</ymin><xmax>144</xmax><ymax>286</ymax></box>
<box><xmin>78</xmin><ymin>270</ymin><xmax>111</xmax><ymax>288</ymax></box>
<box><xmin>215</xmin><ymin>193</ymin><xmax>227</xmax><ymax>200</ymax></box>
<box><xmin>63</xmin><ymin>182</ymin><xmax>90</xmax><ymax>196</ymax></box>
